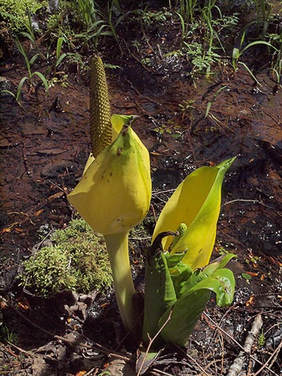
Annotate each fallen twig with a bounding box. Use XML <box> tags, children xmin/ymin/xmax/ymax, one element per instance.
<box><xmin>83</xmin><ymin>367</ymin><xmax>99</xmax><ymax>376</ymax></box>
<box><xmin>6</xmin><ymin>341</ymin><xmax>34</xmax><ymax>357</ymax></box>
<box><xmin>223</xmin><ymin>198</ymin><xmax>273</xmax><ymax>210</ymax></box>
<box><xmin>176</xmin><ymin>347</ymin><xmax>211</xmax><ymax>376</ymax></box>
<box><xmin>253</xmin><ymin>339</ymin><xmax>282</xmax><ymax>376</ymax></box>
<box><xmin>203</xmin><ymin>313</ymin><xmax>279</xmax><ymax>376</ymax></box>
<box><xmin>227</xmin><ymin>314</ymin><xmax>263</xmax><ymax>376</ymax></box>
<box><xmin>136</xmin><ymin>310</ymin><xmax>172</xmax><ymax>376</ymax></box>
<box><xmin>150</xmin><ymin>368</ymin><xmax>174</xmax><ymax>376</ymax></box>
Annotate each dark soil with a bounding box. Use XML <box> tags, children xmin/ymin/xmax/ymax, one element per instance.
<box><xmin>0</xmin><ymin>5</ymin><xmax>281</xmax><ymax>375</ymax></box>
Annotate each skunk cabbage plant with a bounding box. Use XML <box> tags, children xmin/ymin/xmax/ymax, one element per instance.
<box><xmin>68</xmin><ymin>56</ymin><xmax>151</xmax><ymax>332</ymax></box>
<box><xmin>143</xmin><ymin>158</ymin><xmax>236</xmax><ymax>346</ymax></box>
<box><xmin>67</xmin><ymin>55</ymin><xmax>236</xmax><ymax>344</ymax></box>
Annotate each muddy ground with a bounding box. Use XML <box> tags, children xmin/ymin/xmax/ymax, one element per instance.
<box><xmin>0</xmin><ymin>10</ymin><xmax>281</xmax><ymax>375</ymax></box>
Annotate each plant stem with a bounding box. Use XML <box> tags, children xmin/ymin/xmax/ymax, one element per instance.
<box><xmin>104</xmin><ymin>231</ymin><xmax>136</xmax><ymax>333</ymax></box>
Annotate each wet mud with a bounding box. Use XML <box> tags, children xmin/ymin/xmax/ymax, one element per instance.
<box><xmin>0</xmin><ymin>42</ymin><xmax>281</xmax><ymax>375</ymax></box>
<box><xmin>1</xmin><ymin>55</ymin><xmax>281</xmax><ymax>271</ymax></box>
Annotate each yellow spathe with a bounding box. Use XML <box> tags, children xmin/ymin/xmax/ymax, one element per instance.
<box><xmin>152</xmin><ymin>158</ymin><xmax>235</xmax><ymax>269</ymax></box>
<box><xmin>83</xmin><ymin>114</ymin><xmax>140</xmax><ymax>175</ymax></box>
<box><xmin>68</xmin><ymin>125</ymin><xmax>151</xmax><ymax>235</ymax></box>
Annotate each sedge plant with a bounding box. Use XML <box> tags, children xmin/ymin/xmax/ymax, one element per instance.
<box><xmin>68</xmin><ymin>56</ymin><xmax>236</xmax><ymax>346</ymax></box>
<box><xmin>15</xmin><ymin>37</ymin><xmax>49</xmax><ymax>102</ymax></box>
<box><xmin>232</xmin><ymin>28</ymin><xmax>278</xmax><ymax>71</ymax></box>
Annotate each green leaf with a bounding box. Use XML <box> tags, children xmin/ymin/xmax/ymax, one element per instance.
<box><xmin>159</xmin><ymin>289</ymin><xmax>210</xmax><ymax>346</ymax></box>
<box><xmin>56</xmin><ymin>53</ymin><xmax>67</xmax><ymax>68</ymax></box>
<box><xmin>232</xmin><ymin>47</ymin><xmax>240</xmax><ymax>61</ymax></box>
<box><xmin>16</xmin><ymin>76</ymin><xmax>29</xmax><ymax>101</ymax></box>
<box><xmin>241</xmin><ymin>272</ymin><xmax>252</xmax><ymax>281</ymax></box>
<box><xmin>29</xmin><ymin>53</ymin><xmax>39</xmax><ymax>66</ymax></box>
<box><xmin>189</xmin><ymin>268</ymin><xmax>235</xmax><ymax>306</ymax></box>
<box><xmin>201</xmin><ymin>253</ymin><xmax>237</xmax><ymax>277</ymax></box>
<box><xmin>143</xmin><ymin>244</ymin><xmax>177</xmax><ymax>344</ymax></box>
<box><xmin>136</xmin><ymin>350</ymin><xmax>160</xmax><ymax>375</ymax></box>
<box><xmin>165</xmin><ymin>252</ymin><xmax>193</xmax><ymax>298</ymax></box>
<box><xmin>56</xmin><ymin>37</ymin><xmax>65</xmax><ymax>61</ymax></box>
<box><xmin>32</xmin><ymin>72</ymin><xmax>49</xmax><ymax>92</ymax></box>
<box><xmin>240</xmin><ymin>40</ymin><xmax>278</xmax><ymax>56</ymax></box>
<box><xmin>158</xmin><ymin>266</ymin><xmax>235</xmax><ymax>346</ymax></box>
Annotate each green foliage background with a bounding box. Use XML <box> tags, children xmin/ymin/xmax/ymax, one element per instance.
<box><xmin>0</xmin><ymin>0</ymin><xmax>46</xmax><ymax>32</ymax></box>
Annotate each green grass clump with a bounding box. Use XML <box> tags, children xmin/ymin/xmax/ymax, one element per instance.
<box><xmin>19</xmin><ymin>219</ymin><xmax>112</xmax><ymax>297</ymax></box>
<box><xmin>0</xmin><ymin>0</ymin><xmax>46</xmax><ymax>33</ymax></box>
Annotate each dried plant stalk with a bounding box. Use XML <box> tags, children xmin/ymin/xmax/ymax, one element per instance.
<box><xmin>90</xmin><ymin>55</ymin><xmax>112</xmax><ymax>157</ymax></box>
<box><xmin>227</xmin><ymin>314</ymin><xmax>263</xmax><ymax>376</ymax></box>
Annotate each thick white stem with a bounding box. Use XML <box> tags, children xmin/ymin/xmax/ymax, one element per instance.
<box><xmin>104</xmin><ymin>231</ymin><xmax>136</xmax><ymax>333</ymax></box>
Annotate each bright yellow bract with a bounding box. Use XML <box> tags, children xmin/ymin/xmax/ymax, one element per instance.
<box><xmin>68</xmin><ymin>125</ymin><xmax>151</xmax><ymax>235</ymax></box>
<box><xmin>152</xmin><ymin>158</ymin><xmax>235</xmax><ymax>269</ymax></box>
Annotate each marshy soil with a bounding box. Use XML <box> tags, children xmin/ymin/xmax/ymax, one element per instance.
<box><xmin>0</xmin><ymin>8</ymin><xmax>281</xmax><ymax>376</ymax></box>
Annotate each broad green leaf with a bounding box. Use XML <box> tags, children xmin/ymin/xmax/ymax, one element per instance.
<box><xmin>152</xmin><ymin>157</ymin><xmax>235</xmax><ymax>269</ymax></box>
<box><xmin>179</xmin><ymin>253</ymin><xmax>236</xmax><ymax>297</ymax></box>
<box><xmin>178</xmin><ymin>268</ymin><xmax>206</xmax><ymax>296</ymax></box>
<box><xmin>189</xmin><ymin>268</ymin><xmax>235</xmax><ymax>306</ymax></box>
<box><xmin>143</xmin><ymin>249</ymin><xmax>176</xmax><ymax>343</ymax></box>
<box><xmin>165</xmin><ymin>252</ymin><xmax>193</xmax><ymax>298</ymax></box>
<box><xmin>202</xmin><ymin>253</ymin><xmax>237</xmax><ymax>277</ymax></box>
<box><xmin>158</xmin><ymin>267</ymin><xmax>235</xmax><ymax>346</ymax></box>
<box><xmin>159</xmin><ymin>289</ymin><xmax>210</xmax><ymax>346</ymax></box>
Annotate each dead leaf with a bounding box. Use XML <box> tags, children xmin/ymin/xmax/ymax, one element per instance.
<box><xmin>17</xmin><ymin>297</ymin><xmax>30</xmax><ymax>311</ymax></box>
<box><xmin>103</xmin><ymin>358</ymin><xmax>136</xmax><ymax>376</ymax></box>
<box><xmin>246</xmin><ymin>271</ymin><xmax>259</xmax><ymax>277</ymax></box>
<box><xmin>47</xmin><ymin>191</ymin><xmax>64</xmax><ymax>202</ymax></box>
<box><xmin>136</xmin><ymin>349</ymin><xmax>161</xmax><ymax>375</ymax></box>
<box><xmin>36</xmin><ymin>148</ymin><xmax>66</xmax><ymax>156</ymax></box>
<box><xmin>34</xmin><ymin>209</ymin><xmax>44</xmax><ymax>217</ymax></box>
<box><xmin>1</xmin><ymin>227</ymin><xmax>11</xmax><ymax>233</ymax></box>
<box><xmin>246</xmin><ymin>295</ymin><xmax>255</xmax><ymax>307</ymax></box>
<box><xmin>150</xmin><ymin>151</ymin><xmax>162</xmax><ymax>156</ymax></box>
<box><xmin>14</xmin><ymin>227</ymin><xmax>24</xmax><ymax>233</ymax></box>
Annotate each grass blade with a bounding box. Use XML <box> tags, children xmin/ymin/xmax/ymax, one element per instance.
<box><xmin>32</xmin><ymin>72</ymin><xmax>49</xmax><ymax>92</ymax></box>
<box><xmin>16</xmin><ymin>76</ymin><xmax>29</xmax><ymax>101</ymax></box>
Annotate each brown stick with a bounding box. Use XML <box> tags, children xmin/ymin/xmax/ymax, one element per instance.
<box><xmin>226</xmin><ymin>314</ymin><xmax>263</xmax><ymax>376</ymax></box>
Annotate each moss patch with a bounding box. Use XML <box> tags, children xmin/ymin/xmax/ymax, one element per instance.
<box><xmin>19</xmin><ymin>219</ymin><xmax>112</xmax><ymax>297</ymax></box>
<box><xmin>0</xmin><ymin>0</ymin><xmax>46</xmax><ymax>33</ymax></box>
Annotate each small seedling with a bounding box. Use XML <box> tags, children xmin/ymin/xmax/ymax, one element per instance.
<box><xmin>241</xmin><ymin>273</ymin><xmax>252</xmax><ymax>283</ymax></box>
<box><xmin>15</xmin><ymin>38</ymin><xmax>49</xmax><ymax>102</ymax></box>
<box><xmin>0</xmin><ymin>325</ymin><xmax>17</xmax><ymax>344</ymax></box>
<box><xmin>258</xmin><ymin>330</ymin><xmax>265</xmax><ymax>348</ymax></box>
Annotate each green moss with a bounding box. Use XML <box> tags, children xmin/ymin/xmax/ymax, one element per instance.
<box><xmin>0</xmin><ymin>0</ymin><xmax>46</xmax><ymax>33</ymax></box>
<box><xmin>19</xmin><ymin>219</ymin><xmax>112</xmax><ymax>297</ymax></box>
